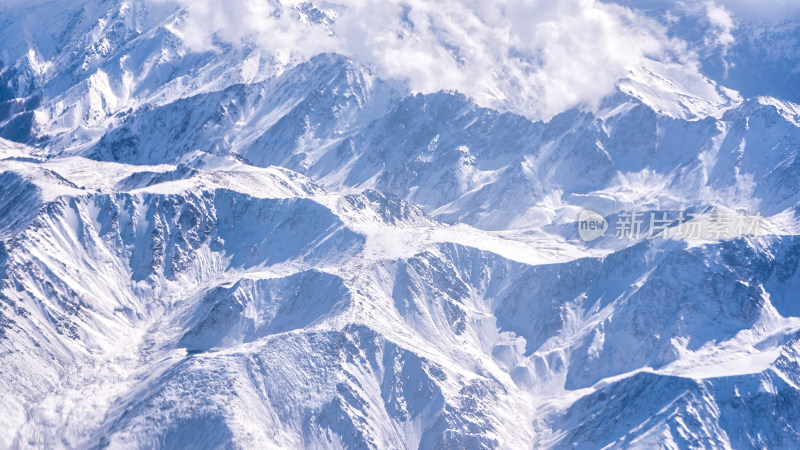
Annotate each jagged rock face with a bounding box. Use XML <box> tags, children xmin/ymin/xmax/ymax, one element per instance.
<box><xmin>71</xmin><ymin>56</ymin><xmax>800</xmax><ymax>230</ymax></box>
<box><xmin>2</xmin><ymin>1</ymin><xmax>800</xmax><ymax>449</ymax></box>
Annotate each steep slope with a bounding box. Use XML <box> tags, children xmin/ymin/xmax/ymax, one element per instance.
<box><xmin>80</xmin><ymin>58</ymin><xmax>800</xmax><ymax>233</ymax></box>
<box><xmin>2</xmin><ymin>0</ymin><xmax>800</xmax><ymax>448</ymax></box>
<box><xmin>88</xmin><ymin>53</ymin><xmax>400</xmax><ymax>166</ymax></box>
<box><xmin>0</xmin><ymin>0</ymin><xmax>311</xmax><ymax>148</ymax></box>
<box><xmin>3</xmin><ymin>138</ymin><xmax>800</xmax><ymax>447</ymax></box>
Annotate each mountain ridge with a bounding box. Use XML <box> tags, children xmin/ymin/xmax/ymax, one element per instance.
<box><xmin>2</xmin><ymin>1</ymin><xmax>800</xmax><ymax>448</ymax></box>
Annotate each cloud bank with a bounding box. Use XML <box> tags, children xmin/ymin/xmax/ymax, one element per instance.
<box><xmin>154</xmin><ymin>0</ymin><xmax>683</xmax><ymax>119</ymax></box>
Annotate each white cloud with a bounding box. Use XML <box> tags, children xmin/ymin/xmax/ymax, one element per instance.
<box><xmin>705</xmin><ymin>2</ymin><xmax>735</xmax><ymax>48</ymax></box>
<box><xmin>702</xmin><ymin>1</ymin><xmax>736</xmax><ymax>74</ymax></box>
<box><xmin>152</xmin><ymin>0</ymin><xmax>679</xmax><ymax>120</ymax></box>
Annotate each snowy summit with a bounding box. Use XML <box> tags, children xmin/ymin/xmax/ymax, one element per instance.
<box><xmin>1</xmin><ymin>0</ymin><xmax>800</xmax><ymax>448</ymax></box>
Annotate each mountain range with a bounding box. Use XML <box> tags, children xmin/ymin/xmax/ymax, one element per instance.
<box><xmin>1</xmin><ymin>0</ymin><xmax>800</xmax><ymax>448</ymax></box>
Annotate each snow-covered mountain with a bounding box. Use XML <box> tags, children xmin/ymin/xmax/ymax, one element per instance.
<box><xmin>2</xmin><ymin>0</ymin><xmax>800</xmax><ymax>448</ymax></box>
